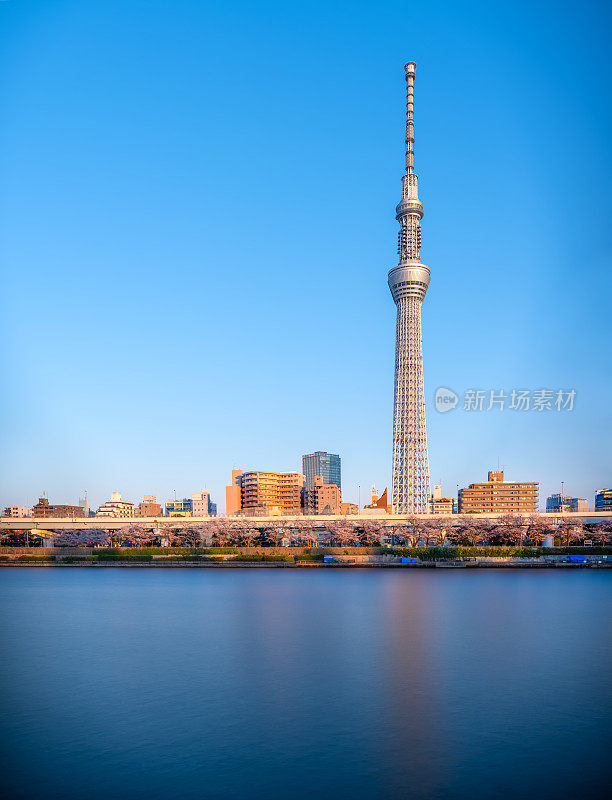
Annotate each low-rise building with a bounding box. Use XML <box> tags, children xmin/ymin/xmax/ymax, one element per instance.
<box><xmin>430</xmin><ymin>484</ymin><xmax>454</xmax><ymax>514</ymax></box>
<box><xmin>2</xmin><ymin>506</ymin><xmax>32</xmax><ymax>518</ymax></box>
<box><xmin>458</xmin><ymin>470</ymin><xmax>538</xmax><ymax>514</ymax></box>
<box><xmin>32</xmin><ymin>497</ymin><xmax>85</xmax><ymax>518</ymax></box>
<box><xmin>135</xmin><ymin>495</ymin><xmax>163</xmax><ymax>517</ymax></box>
<box><xmin>97</xmin><ymin>491</ymin><xmax>134</xmax><ymax>518</ymax></box>
<box><xmin>165</xmin><ymin>498</ymin><xmax>192</xmax><ymax>517</ymax></box>
<box><xmin>595</xmin><ymin>488</ymin><xmax>612</xmax><ymax>512</ymax></box>
<box><xmin>341</xmin><ymin>502</ymin><xmax>358</xmax><ymax>515</ymax></box>
<box><xmin>431</xmin><ymin>497</ymin><xmax>454</xmax><ymax>514</ymax></box>
<box><xmin>306</xmin><ymin>476</ymin><xmax>341</xmax><ymax>515</ymax></box>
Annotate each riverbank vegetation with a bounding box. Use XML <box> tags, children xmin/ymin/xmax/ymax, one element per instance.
<box><xmin>2</xmin><ymin>516</ymin><xmax>611</xmax><ymax>551</ymax></box>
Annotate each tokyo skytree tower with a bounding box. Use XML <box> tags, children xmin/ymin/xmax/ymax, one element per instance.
<box><xmin>388</xmin><ymin>62</ymin><xmax>430</xmax><ymax>514</ymax></box>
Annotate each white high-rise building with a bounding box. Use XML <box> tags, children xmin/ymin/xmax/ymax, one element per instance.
<box><xmin>388</xmin><ymin>62</ymin><xmax>431</xmax><ymax>514</ymax></box>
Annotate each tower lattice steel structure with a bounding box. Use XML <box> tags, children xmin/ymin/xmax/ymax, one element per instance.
<box><xmin>388</xmin><ymin>61</ymin><xmax>430</xmax><ymax>514</ymax></box>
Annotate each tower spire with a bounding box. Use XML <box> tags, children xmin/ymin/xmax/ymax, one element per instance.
<box><xmin>405</xmin><ymin>61</ymin><xmax>416</xmax><ymax>174</ymax></box>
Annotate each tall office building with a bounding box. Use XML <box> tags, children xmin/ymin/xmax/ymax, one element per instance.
<box><xmin>389</xmin><ymin>62</ymin><xmax>430</xmax><ymax>514</ymax></box>
<box><xmin>302</xmin><ymin>451</ymin><xmax>341</xmax><ymax>490</ymax></box>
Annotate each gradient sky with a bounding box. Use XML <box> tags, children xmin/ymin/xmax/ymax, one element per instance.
<box><xmin>1</xmin><ymin>0</ymin><xmax>610</xmax><ymax>513</ymax></box>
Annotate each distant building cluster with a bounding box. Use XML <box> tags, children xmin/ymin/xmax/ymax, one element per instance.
<box><xmin>546</xmin><ymin>493</ymin><xmax>589</xmax><ymax>513</ymax></box>
<box><xmin>3</xmin><ymin>489</ymin><xmax>217</xmax><ymax>519</ymax></box>
<box><xmin>1</xmin><ymin>457</ymin><xmax>608</xmax><ymax>519</ymax></box>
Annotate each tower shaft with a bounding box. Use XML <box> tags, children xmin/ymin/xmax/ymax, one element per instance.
<box><xmin>388</xmin><ymin>62</ymin><xmax>430</xmax><ymax>514</ymax></box>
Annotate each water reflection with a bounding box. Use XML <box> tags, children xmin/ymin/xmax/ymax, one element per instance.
<box><xmin>0</xmin><ymin>569</ymin><xmax>610</xmax><ymax>799</ymax></box>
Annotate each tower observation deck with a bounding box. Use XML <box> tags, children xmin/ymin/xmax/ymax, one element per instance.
<box><xmin>388</xmin><ymin>61</ymin><xmax>430</xmax><ymax>514</ymax></box>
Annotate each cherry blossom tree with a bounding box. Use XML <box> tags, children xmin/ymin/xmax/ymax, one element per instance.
<box><xmin>555</xmin><ymin>520</ymin><xmax>584</xmax><ymax>547</ymax></box>
<box><xmin>446</xmin><ymin>516</ymin><xmax>488</xmax><ymax>547</ymax></box>
<box><xmin>523</xmin><ymin>514</ymin><xmax>551</xmax><ymax>546</ymax></box>
<box><xmin>586</xmin><ymin>522</ymin><xmax>612</xmax><ymax>546</ymax></box>
<box><xmin>292</xmin><ymin>519</ymin><xmax>318</xmax><ymax>548</ymax></box>
<box><xmin>487</xmin><ymin>514</ymin><xmax>525</xmax><ymax>546</ymax></box>
<box><xmin>431</xmin><ymin>516</ymin><xmax>454</xmax><ymax>547</ymax></box>
<box><xmin>358</xmin><ymin>519</ymin><xmax>383</xmax><ymax>546</ymax></box>
<box><xmin>53</xmin><ymin>528</ymin><xmax>111</xmax><ymax>548</ymax></box>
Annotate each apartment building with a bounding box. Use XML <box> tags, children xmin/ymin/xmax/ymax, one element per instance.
<box><xmin>305</xmin><ymin>476</ymin><xmax>341</xmax><ymax>515</ymax></box>
<box><xmin>430</xmin><ymin>484</ymin><xmax>454</xmax><ymax>514</ymax></box>
<box><xmin>32</xmin><ymin>497</ymin><xmax>85</xmax><ymax>518</ymax></box>
<box><xmin>135</xmin><ymin>495</ymin><xmax>163</xmax><ymax>517</ymax></box>
<box><xmin>2</xmin><ymin>506</ymin><xmax>32</xmax><ymax>518</ymax></box>
<box><xmin>458</xmin><ymin>470</ymin><xmax>538</xmax><ymax>514</ymax></box>
<box><xmin>226</xmin><ymin>470</ymin><xmax>305</xmax><ymax>516</ymax></box>
<box><xmin>96</xmin><ymin>491</ymin><xmax>134</xmax><ymax>518</ymax></box>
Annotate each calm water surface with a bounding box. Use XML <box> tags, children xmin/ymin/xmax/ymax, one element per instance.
<box><xmin>0</xmin><ymin>568</ymin><xmax>610</xmax><ymax>799</ymax></box>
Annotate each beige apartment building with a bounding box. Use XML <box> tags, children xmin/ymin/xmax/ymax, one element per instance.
<box><xmin>226</xmin><ymin>470</ymin><xmax>305</xmax><ymax>516</ymax></box>
<box><xmin>96</xmin><ymin>491</ymin><xmax>134</xmax><ymax>518</ymax></box>
<box><xmin>431</xmin><ymin>497</ymin><xmax>454</xmax><ymax>514</ymax></box>
<box><xmin>430</xmin><ymin>484</ymin><xmax>454</xmax><ymax>514</ymax></box>
<box><xmin>458</xmin><ymin>470</ymin><xmax>538</xmax><ymax>514</ymax></box>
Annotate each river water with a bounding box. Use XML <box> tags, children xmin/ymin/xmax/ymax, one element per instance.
<box><xmin>0</xmin><ymin>568</ymin><xmax>609</xmax><ymax>799</ymax></box>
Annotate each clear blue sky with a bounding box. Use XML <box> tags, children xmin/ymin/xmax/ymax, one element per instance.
<box><xmin>1</xmin><ymin>0</ymin><xmax>610</xmax><ymax>512</ymax></box>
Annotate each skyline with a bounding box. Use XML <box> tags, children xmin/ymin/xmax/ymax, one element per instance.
<box><xmin>1</xmin><ymin>0</ymin><xmax>611</xmax><ymax>513</ymax></box>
